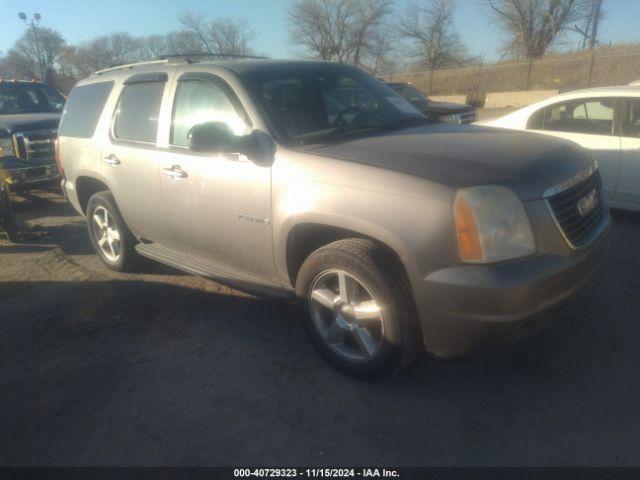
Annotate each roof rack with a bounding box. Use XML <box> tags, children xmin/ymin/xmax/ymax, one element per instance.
<box><xmin>0</xmin><ymin>77</ymin><xmax>41</xmax><ymax>83</ymax></box>
<box><xmin>90</xmin><ymin>53</ymin><xmax>268</xmax><ymax>77</ymax></box>
<box><xmin>158</xmin><ymin>52</ymin><xmax>268</xmax><ymax>63</ymax></box>
<box><xmin>92</xmin><ymin>59</ymin><xmax>170</xmax><ymax>76</ymax></box>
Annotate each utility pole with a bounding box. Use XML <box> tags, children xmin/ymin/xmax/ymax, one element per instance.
<box><xmin>587</xmin><ymin>0</ymin><xmax>604</xmax><ymax>87</ymax></box>
<box><xmin>588</xmin><ymin>0</ymin><xmax>604</xmax><ymax>51</ymax></box>
<box><xmin>18</xmin><ymin>12</ymin><xmax>43</xmax><ymax>80</ymax></box>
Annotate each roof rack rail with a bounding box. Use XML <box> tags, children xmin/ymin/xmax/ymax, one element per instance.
<box><xmin>157</xmin><ymin>52</ymin><xmax>268</xmax><ymax>63</ymax></box>
<box><xmin>90</xmin><ymin>53</ymin><xmax>268</xmax><ymax>77</ymax></box>
<box><xmin>92</xmin><ymin>59</ymin><xmax>169</xmax><ymax>76</ymax></box>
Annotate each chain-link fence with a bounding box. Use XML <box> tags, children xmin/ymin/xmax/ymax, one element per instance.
<box><xmin>386</xmin><ymin>49</ymin><xmax>640</xmax><ymax>105</ymax></box>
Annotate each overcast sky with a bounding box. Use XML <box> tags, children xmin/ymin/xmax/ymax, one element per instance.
<box><xmin>1</xmin><ymin>0</ymin><xmax>639</xmax><ymax>62</ymax></box>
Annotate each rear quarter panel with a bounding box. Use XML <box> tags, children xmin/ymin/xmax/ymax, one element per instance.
<box><xmin>59</xmin><ymin>78</ymin><xmax>124</xmax><ymax>215</ymax></box>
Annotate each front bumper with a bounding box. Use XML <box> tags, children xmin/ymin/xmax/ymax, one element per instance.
<box><xmin>5</xmin><ymin>165</ymin><xmax>59</xmax><ymax>187</ymax></box>
<box><xmin>417</xmin><ymin>216</ymin><xmax>611</xmax><ymax>358</ymax></box>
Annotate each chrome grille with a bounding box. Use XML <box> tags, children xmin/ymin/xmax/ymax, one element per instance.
<box><xmin>13</xmin><ymin>129</ymin><xmax>57</xmax><ymax>164</ymax></box>
<box><xmin>546</xmin><ymin>171</ymin><xmax>604</xmax><ymax>249</ymax></box>
<box><xmin>459</xmin><ymin>111</ymin><xmax>477</xmax><ymax>124</ymax></box>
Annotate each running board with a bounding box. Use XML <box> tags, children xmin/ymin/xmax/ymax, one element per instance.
<box><xmin>135</xmin><ymin>242</ymin><xmax>293</xmax><ymax>298</ymax></box>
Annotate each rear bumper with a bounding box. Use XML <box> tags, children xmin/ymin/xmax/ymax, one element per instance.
<box><xmin>417</xmin><ymin>216</ymin><xmax>611</xmax><ymax>358</ymax></box>
<box><xmin>61</xmin><ymin>178</ymin><xmax>83</xmax><ymax>216</ymax></box>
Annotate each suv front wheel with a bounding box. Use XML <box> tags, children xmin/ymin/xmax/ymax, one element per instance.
<box><xmin>86</xmin><ymin>191</ymin><xmax>138</xmax><ymax>272</ymax></box>
<box><xmin>296</xmin><ymin>239</ymin><xmax>422</xmax><ymax>379</ymax></box>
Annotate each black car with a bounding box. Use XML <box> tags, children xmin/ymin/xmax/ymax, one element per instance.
<box><xmin>386</xmin><ymin>82</ymin><xmax>477</xmax><ymax>124</ymax></box>
<box><xmin>0</xmin><ymin>79</ymin><xmax>64</xmax><ymax>189</ymax></box>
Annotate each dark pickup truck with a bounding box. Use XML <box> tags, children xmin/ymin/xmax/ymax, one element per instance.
<box><xmin>386</xmin><ymin>82</ymin><xmax>477</xmax><ymax>124</ymax></box>
<box><xmin>0</xmin><ymin>80</ymin><xmax>64</xmax><ymax>189</ymax></box>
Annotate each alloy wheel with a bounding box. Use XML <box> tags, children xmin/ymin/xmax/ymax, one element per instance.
<box><xmin>309</xmin><ymin>269</ymin><xmax>385</xmax><ymax>362</ymax></box>
<box><xmin>92</xmin><ymin>205</ymin><xmax>122</xmax><ymax>263</ymax></box>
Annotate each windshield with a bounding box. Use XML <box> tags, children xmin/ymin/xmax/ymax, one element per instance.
<box><xmin>0</xmin><ymin>83</ymin><xmax>65</xmax><ymax>115</ymax></box>
<box><xmin>243</xmin><ymin>65</ymin><xmax>428</xmax><ymax>145</ymax></box>
<box><xmin>390</xmin><ymin>84</ymin><xmax>430</xmax><ymax>103</ymax></box>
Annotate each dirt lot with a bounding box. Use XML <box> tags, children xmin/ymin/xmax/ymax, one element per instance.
<box><xmin>1</xmin><ymin>188</ymin><xmax>640</xmax><ymax>467</ymax></box>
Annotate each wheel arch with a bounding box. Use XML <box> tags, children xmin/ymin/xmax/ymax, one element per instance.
<box><xmin>75</xmin><ymin>175</ymin><xmax>111</xmax><ymax>215</ymax></box>
<box><xmin>281</xmin><ymin>215</ymin><xmax>420</xmax><ymax>291</ymax></box>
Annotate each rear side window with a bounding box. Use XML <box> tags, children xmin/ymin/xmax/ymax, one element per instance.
<box><xmin>623</xmin><ymin>99</ymin><xmax>640</xmax><ymax>138</ymax></box>
<box><xmin>536</xmin><ymin>98</ymin><xmax>615</xmax><ymax>136</ymax></box>
<box><xmin>58</xmin><ymin>81</ymin><xmax>114</xmax><ymax>138</ymax></box>
<box><xmin>527</xmin><ymin>109</ymin><xmax>544</xmax><ymax>129</ymax></box>
<box><xmin>113</xmin><ymin>82</ymin><xmax>165</xmax><ymax>144</ymax></box>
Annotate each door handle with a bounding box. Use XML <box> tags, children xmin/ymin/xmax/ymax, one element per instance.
<box><xmin>163</xmin><ymin>165</ymin><xmax>188</xmax><ymax>179</ymax></box>
<box><xmin>103</xmin><ymin>154</ymin><xmax>121</xmax><ymax>166</ymax></box>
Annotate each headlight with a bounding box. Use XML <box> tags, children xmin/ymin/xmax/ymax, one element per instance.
<box><xmin>454</xmin><ymin>186</ymin><xmax>535</xmax><ymax>263</ymax></box>
<box><xmin>0</xmin><ymin>137</ymin><xmax>15</xmax><ymax>157</ymax></box>
<box><xmin>440</xmin><ymin>114</ymin><xmax>463</xmax><ymax>124</ymax></box>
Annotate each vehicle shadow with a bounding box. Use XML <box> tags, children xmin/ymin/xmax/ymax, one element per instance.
<box><xmin>11</xmin><ymin>189</ymin><xmax>76</xmax><ymax>217</ymax></box>
<box><xmin>1</xmin><ymin>220</ymin><xmax>95</xmax><ymax>256</ymax></box>
<box><xmin>0</xmin><ymin>227</ymin><xmax>185</xmax><ymax>275</ymax></box>
<box><xmin>1</xmin><ymin>273</ymin><xmax>639</xmax><ymax>466</ymax></box>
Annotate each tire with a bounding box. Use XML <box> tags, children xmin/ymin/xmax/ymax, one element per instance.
<box><xmin>295</xmin><ymin>239</ymin><xmax>422</xmax><ymax>379</ymax></box>
<box><xmin>86</xmin><ymin>191</ymin><xmax>138</xmax><ymax>272</ymax></box>
<box><xmin>1</xmin><ymin>182</ymin><xmax>17</xmax><ymax>242</ymax></box>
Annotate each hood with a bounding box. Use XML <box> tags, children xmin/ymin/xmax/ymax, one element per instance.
<box><xmin>424</xmin><ymin>102</ymin><xmax>474</xmax><ymax>114</ymax></box>
<box><xmin>0</xmin><ymin>113</ymin><xmax>61</xmax><ymax>136</ymax></box>
<box><xmin>300</xmin><ymin>124</ymin><xmax>593</xmax><ymax>200</ymax></box>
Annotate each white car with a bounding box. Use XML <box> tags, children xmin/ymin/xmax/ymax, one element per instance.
<box><xmin>480</xmin><ymin>85</ymin><xmax>640</xmax><ymax>211</ymax></box>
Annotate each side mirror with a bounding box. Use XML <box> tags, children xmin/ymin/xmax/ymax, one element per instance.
<box><xmin>236</xmin><ymin>130</ymin><xmax>276</xmax><ymax>167</ymax></box>
<box><xmin>187</xmin><ymin>122</ymin><xmax>275</xmax><ymax>167</ymax></box>
<box><xmin>188</xmin><ymin>122</ymin><xmax>235</xmax><ymax>154</ymax></box>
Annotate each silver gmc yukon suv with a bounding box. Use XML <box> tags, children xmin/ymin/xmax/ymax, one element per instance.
<box><xmin>58</xmin><ymin>58</ymin><xmax>610</xmax><ymax>378</ymax></box>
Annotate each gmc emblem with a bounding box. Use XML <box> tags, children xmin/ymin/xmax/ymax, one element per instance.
<box><xmin>577</xmin><ymin>188</ymin><xmax>599</xmax><ymax>217</ymax></box>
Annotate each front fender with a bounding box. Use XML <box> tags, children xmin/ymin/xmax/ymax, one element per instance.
<box><xmin>276</xmin><ymin>211</ymin><xmax>423</xmax><ymax>287</ymax></box>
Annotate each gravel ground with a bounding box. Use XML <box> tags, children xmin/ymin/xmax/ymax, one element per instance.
<box><xmin>1</xmin><ymin>188</ymin><xmax>639</xmax><ymax>467</ymax></box>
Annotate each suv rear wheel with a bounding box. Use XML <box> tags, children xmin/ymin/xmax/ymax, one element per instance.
<box><xmin>86</xmin><ymin>191</ymin><xmax>138</xmax><ymax>272</ymax></box>
<box><xmin>295</xmin><ymin>239</ymin><xmax>422</xmax><ymax>379</ymax></box>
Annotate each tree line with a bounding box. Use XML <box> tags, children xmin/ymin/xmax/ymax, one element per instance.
<box><xmin>0</xmin><ymin>0</ymin><xmax>607</xmax><ymax>93</ymax></box>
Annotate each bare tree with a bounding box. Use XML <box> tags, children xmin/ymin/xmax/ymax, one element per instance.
<box><xmin>363</xmin><ymin>26</ymin><xmax>398</xmax><ymax>74</ymax></box>
<box><xmin>484</xmin><ymin>0</ymin><xmax>591</xmax><ymax>59</ymax></box>
<box><xmin>137</xmin><ymin>31</ymin><xmax>207</xmax><ymax>60</ymax></box>
<box><xmin>573</xmin><ymin>0</ymin><xmax>605</xmax><ymax>50</ymax></box>
<box><xmin>288</xmin><ymin>0</ymin><xmax>350</xmax><ymax>61</ymax></box>
<box><xmin>350</xmin><ymin>0</ymin><xmax>394</xmax><ymax>66</ymax></box>
<box><xmin>287</xmin><ymin>0</ymin><xmax>393</xmax><ymax>67</ymax></box>
<box><xmin>0</xmin><ymin>53</ymin><xmax>10</xmax><ymax>78</ymax></box>
<box><xmin>136</xmin><ymin>35</ymin><xmax>170</xmax><ymax>60</ymax></box>
<box><xmin>64</xmin><ymin>33</ymin><xmax>141</xmax><ymax>77</ymax></box>
<box><xmin>179</xmin><ymin>12</ymin><xmax>257</xmax><ymax>56</ymax></box>
<box><xmin>4</xmin><ymin>27</ymin><xmax>66</xmax><ymax>82</ymax></box>
<box><xmin>399</xmin><ymin>0</ymin><xmax>471</xmax><ymax>70</ymax></box>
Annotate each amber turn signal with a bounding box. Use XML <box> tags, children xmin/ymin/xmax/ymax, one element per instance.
<box><xmin>454</xmin><ymin>196</ymin><xmax>484</xmax><ymax>262</ymax></box>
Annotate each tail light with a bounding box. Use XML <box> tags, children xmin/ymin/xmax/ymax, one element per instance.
<box><xmin>54</xmin><ymin>138</ymin><xmax>65</xmax><ymax>178</ymax></box>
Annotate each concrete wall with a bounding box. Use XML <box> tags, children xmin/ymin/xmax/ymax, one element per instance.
<box><xmin>484</xmin><ymin>90</ymin><xmax>559</xmax><ymax>108</ymax></box>
<box><xmin>385</xmin><ymin>46</ymin><xmax>640</xmax><ymax>103</ymax></box>
<box><xmin>429</xmin><ymin>95</ymin><xmax>468</xmax><ymax>104</ymax></box>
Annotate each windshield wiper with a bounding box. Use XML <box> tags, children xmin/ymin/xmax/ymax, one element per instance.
<box><xmin>387</xmin><ymin>116</ymin><xmax>434</xmax><ymax>130</ymax></box>
<box><xmin>292</xmin><ymin>118</ymin><xmax>433</xmax><ymax>146</ymax></box>
<box><xmin>294</xmin><ymin>125</ymin><xmax>385</xmax><ymax>146</ymax></box>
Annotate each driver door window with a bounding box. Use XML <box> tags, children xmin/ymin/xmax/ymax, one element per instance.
<box><xmin>171</xmin><ymin>78</ymin><xmax>250</xmax><ymax>147</ymax></box>
<box><xmin>156</xmin><ymin>73</ymin><xmax>275</xmax><ymax>279</ymax></box>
